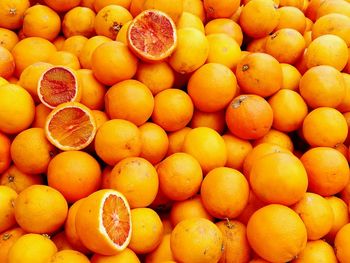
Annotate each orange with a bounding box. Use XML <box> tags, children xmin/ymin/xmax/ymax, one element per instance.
<box><xmin>279</xmin><ymin>0</ymin><xmax>304</xmax><ymax>8</ymax></box>
<box><xmin>312</xmin><ymin>13</ymin><xmax>350</xmax><ymax>47</ymax></box>
<box><xmin>236</xmin><ymin>52</ymin><xmax>282</xmax><ymax>97</ymax></box>
<box><xmin>222</xmin><ymin>133</ymin><xmax>253</xmax><ymax>170</ymax></box>
<box><xmin>129</xmin><ymin>208</ymin><xmax>163</xmax><ymax>254</ymax></box>
<box><xmin>0</xmin><ymin>228</ymin><xmax>25</xmax><ymax>263</ymax></box>
<box><xmin>77</xmin><ymin>69</ymin><xmax>107</xmax><ymax>110</ymax></box>
<box><xmin>302</xmin><ymin>107</ymin><xmax>348</xmax><ymax>147</ymax></box>
<box><xmin>183</xmin><ymin>0</ymin><xmax>205</xmax><ymax>21</ymax></box>
<box><xmin>316</xmin><ymin>0</ymin><xmax>350</xmax><ymax>19</ymax></box>
<box><xmin>305</xmin><ymin>34</ymin><xmax>348</xmax><ymax>71</ymax></box>
<box><xmin>18</xmin><ymin>62</ymin><xmax>52</xmax><ymax>103</ymax></box>
<box><xmin>115</xmin><ymin>20</ymin><xmax>131</xmax><ymax>44</ymax></box>
<box><xmin>246</xmin><ymin>37</ymin><xmax>268</xmax><ymax>53</ymax></box>
<box><xmin>216</xmin><ymin>220</ymin><xmax>251</xmax><ymax>263</ymax></box>
<box><xmin>10</xmin><ymin>127</ymin><xmax>57</xmax><ymax>175</ymax></box>
<box><xmin>0</xmin><ymin>84</ymin><xmax>35</xmax><ymax>134</ymax></box>
<box><xmin>62</xmin><ymin>36</ymin><xmax>88</xmax><ymax>57</ymax></box>
<box><xmin>32</xmin><ymin>103</ymin><xmax>52</xmax><ymax>128</ymax></box>
<box><xmin>226</xmin><ymin>94</ymin><xmax>273</xmax><ymax>140</ymax></box>
<box><xmin>48</xmin><ymin>51</ymin><xmax>81</xmax><ymax>70</ymax></box>
<box><xmin>79</xmin><ymin>35</ymin><xmax>111</xmax><ymax>69</ymax></box>
<box><xmin>182</xmin><ymin>127</ymin><xmax>227</xmax><ymax>174</ymax></box>
<box><xmin>205</xmin><ymin>19</ymin><xmax>243</xmax><ymax>46</ymax></box>
<box><xmin>22</xmin><ymin>4</ymin><xmax>61</xmax><ymax>41</ymax></box>
<box><xmin>0</xmin><ymin>0</ymin><xmax>30</xmax><ymax>30</ymax></box>
<box><xmin>91</xmin><ymin>41</ymin><xmax>138</xmax><ymax>85</ymax></box>
<box><xmin>325</xmin><ymin>196</ymin><xmax>350</xmax><ymax>242</ymax></box>
<box><xmin>337</xmin><ymin>73</ymin><xmax>350</xmax><ymax>113</ymax></box>
<box><xmin>168</xmin><ymin>28</ymin><xmax>209</xmax><ymax>74</ymax></box>
<box><xmin>75</xmin><ymin>190</ymin><xmax>132</xmax><ymax>255</ymax></box>
<box><xmin>107</xmin><ymin>157</ymin><xmax>158</xmax><ymax>208</ymax></box>
<box><xmin>8</xmin><ymin>233</ymin><xmax>57</xmax><ymax>263</ymax></box>
<box><xmin>335</xmin><ymin>223</ymin><xmax>350</xmax><ymax>262</ymax></box>
<box><xmin>268</xmin><ymin>89</ymin><xmax>308</xmax><ymax>132</ymax></box>
<box><xmin>238</xmin><ymin>190</ymin><xmax>266</xmax><ymax>225</ymax></box>
<box><xmin>139</xmin><ymin>122</ymin><xmax>169</xmax><ymax>165</ymax></box>
<box><xmin>253</xmin><ymin>129</ymin><xmax>294</xmax><ymax>151</ymax></box>
<box><xmin>130</xmin><ymin>0</ymin><xmax>144</xmax><ymax>17</ymax></box>
<box><xmin>167</xmin><ymin>127</ymin><xmax>192</xmax><ymax>156</ymax></box>
<box><xmin>12</xmin><ymin>37</ymin><xmax>56</xmax><ymax>77</ymax></box>
<box><xmin>48</xmin><ymin>151</ymin><xmax>101</xmax><ymax>203</ymax></box>
<box><xmin>301</xmin><ymin>147</ymin><xmax>349</xmax><ymax>196</ymax></box>
<box><xmin>177</xmin><ymin>12</ymin><xmax>205</xmax><ymax>32</ymax></box>
<box><xmin>0</xmin><ymin>132</ymin><xmax>11</xmax><ymax>174</ymax></box>
<box><xmin>239</xmin><ymin>0</ymin><xmax>279</xmax><ymax>38</ymax></box>
<box><xmin>105</xmin><ymin>79</ymin><xmax>154</xmax><ymax>126</ymax></box>
<box><xmin>292</xmin><ymin>240</ymin><xmax>337</xmax><ymax>263</ymax></box>
<box><xmin>64</xmin><ymin>199</ymin><xmax>90</xmax><ymax>254</ymax></box>
<box><xmin>127</xmin><ymin>10</ymin><xmax>177</xmax><ymax>62</ymax></box>
<box><xmin>51</xmin><ymin>250</ymin><xmax>90</xmax><ymax>263</ymax></box>
<box><xmin>201</xmin><ymin>167</ymin><xmax>249</xmax><ymax>219</ymax></box>
<box><xmin>0</xmin><ymin>186</ymin><xmax>17</xmax><ymax>232</ymax></box>
<box><xmin>157</xmin><ymin>152</ymin><xmax>202</xmax><ymax>201</ymax></box>
<box><xmin>188</xmin><ymin>63</ymin><xmax>237</xmax><ymax>112</ymax></box>
<box><xmin>275</xmin><ymin>6</ymin><xmax>306</xmax><ymax>33</ymax></box>
<box><xmin>95</xmin><ymin>5</ymin><xmax>132</xmax><ymax>39</ymax></box>
<box><xmin>170</xmin><ymin>218</ymin><xmax>223</xmax><ymax>263</ymax></box>
<box><xmin>1</xmin><ymin>165</ymin><xmax>43</xmax><ymax>194</ymax></box>
<box><xmin>45</xmin><ymin>102</ymin><xmax>97</xmax><ymax>151</ymax></box>
<box><xmin>51</xmin><ymin>232</ymin><xmax>75</xmax><ymax>251</ymax></box>
<box><xmin>0</xmin><ymin>46</ymin><xmax>15</xmax><ymax>79</ymax></box>
<box><xmin>0</xmin><ymin>28</ymin><xmax>19</xmax><ymax>51</ymax></box>
<box><xmin>170</xmin><ymin>195</ymin><xmax>214</xmax><ymax>226</ymax></box>
<box><xmin>151</xmin><ymin>89</ymin><xmax>194</xmax><ymax>132</ymax></box>
<box><xmin>190</xmin><ymin>109</ymin><xmax>226</xmax><ymax>134</ymax></box>
<box><xmin>94</xmin><ymin>0</ymin><xmax>131</xmax><ymax>11</ymax></box>
<box><xmin>299</xmin><ymin>65</ymin><xmax>345</xmax><ymax>108</ymax></box>
<box><xmin>14</xmin><ymin>185</ymin><xmax>67</xmax><ymax>234</ymax></box>
<box><xmin>145</xmin><ymin>234</ymin><xmax>175</xmax><ymax>263</ymax></box>
<box><xmin>280</xmin><ymin>63</ymin><xmax>302</xmax><ymax>90</ymax></box>
<box><xmin>135</xmin><ymin>61</ymin><xmax>174</xmax><ymax>95</ymax></box>
<box><xmin>91</xmin><ymin>248</ymin><xmax>140</xmax><ymax>262</ymax></box>
<box><xmin>265</xmin><ymin>29</ymin><xmax>306</xmax><ymax>64</ymax></box>
<box><xmin>95</xmin><ymin>119</ymin><xmax>141</xmax><ymax>166</ymax></box>
<box><xmin>292</xmin><ymin>192</ymin><xmax>334</xmax><ymax>240</ymax></box>
<box><xmin>250</xmin><ymin>152</ymin><xmax>307</xmax><ymax>205</ymax></box>
<box><xmin>204</xmin><ymin>0</ymin><xmax>240</xmax><ymax>19</ymax></box>
<box><xmin>62</xmin><ymin>7</ymin><xmax>96</xmax><ymax>38</ymax></box>
<box><xmin>247</xmin><ymin>204</ymin><xmax>307</xmax><ymax>262</ymax></box>
<box><xmin>53</xmin><ymin>36</ymin><xmax>66</xmax><ymax>51</ymax></box>
<box><xmin>143</xmin><ymin>0</ymin><xmax>183</xmax><ymax>23</ymax></box>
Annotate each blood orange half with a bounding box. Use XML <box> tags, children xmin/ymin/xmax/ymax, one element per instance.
<box><xmin>38</xmin><ymin>66</ymin><xmax>81</xmax><ymax>109</ymax></box>
<box><xmin>45</xmin><ymin>102</ymin><xmax>96</xmax><ymax>151</ymax></box>
<box><xmin>75</xmin><ymin>189</ymin><xmax>132</xmax><ymax>255</ymax></box>
<box><xmin>127</xmin><ymin>9</ymin><xmax>177</xmax><ymax>62</ymax></box>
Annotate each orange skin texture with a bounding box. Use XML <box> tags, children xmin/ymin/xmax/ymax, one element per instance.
<box><xmin>62</xmin><ymin>7</ymin><xmax>96</xmax><ymax>38</ymax></box>
<box><xmin>337</xmin><ymin>73</ymin><xmax>350</xmax><ymax>113</ymax></box>
<box><xmin>292</xmin><ymin>240</ymin><xmax>337</xmax><ymax>263</ymax></box>
<box><xmin>201</xmin><ymin>167</ymin><xmax>249</xmax><ymax>219</ymax></box>
<box><xmin>79</xmin><ymin>36</ymin><xmax>111</xmax><ymax>69</ymax></box>
<box><xmin>226</xmin><ymin>94</ymin><xmax>274</xmax><ymax>140</ymax></box>
<box><xmin>0</xmin><ymin>132</ymin><xmax>11</xmax><ymax>174</ymax></box>
<box><xmin>90</xmin><ymin>248</ymin><xmax>140</xmax><ymax>263</ymax></box>
<box><xmin>50</xmin><ymin>250</ymin><xmax>90</xmax><ymax>263</ymax></box>
<box><xmin>236</xmin><ymin>52</ymin><xmax>282</xmax><ymax>97</ymax></box>
<box><xmin>253</xmin><ymin>129</ymin><xmax>294</xmax><ymax>151</ymax></box>
<box><xmin>190</xmin><ymin>110</ymin><xmax>226</xmax><ymax>134</ymax></box>
<box><xmin>204</xmin><ymin>0</ymin><xmax>240</xmax><ymax>19</ymax></box>
<box><xmin>43</xmin><ymin>0</ymin><xmax>80</xmax><ymax>12</ymax></box>
<box><xmin>0</xmin><ymin>228</ymin><xmax>26</xmax><ymax>263</ymax></box>
<box><xmin>0</xmin><ymin>186</ymin><xmax>18</xmax><ymax>233</ymax></box>
<box><xmin>94</xmin><ymin>0</ymin><xmax>131</xmax><ymax>11</ymax></box>
<box><xmin>51</xmin><ymin>232</ymin><xmax>75</xmax><ymax>251</ymax></box>
<box><xmin>62</xmin><ymin>36</ymin><xmax>88</xmax><ymax>57</ymax></box>
<box><xmin>145</xmin><ymin>234</ymin><xmax>175</xmax><ymax>263</ymax></box>
<box><xmin>205</xmin><ymin>18</ymin><xmax>243</xmax><ymax>46</ymax></box>
<box><xmin>0</xmin><ymin>46</ymin><xmax>15</xmax><ymax>79</ymax></box>
<box><xmin>143</xmin><ymin>0</ymin><xmax>183</xmax><ymax>22</ymax></box>
<box><xmin>0</xmin><ymin>0</ymin><xmax>30</xmax><ymax>30</ymax></box>
<box><xmin>275</xmin><ymin>6</ymin><xmax>306</xmax><ymax>33</ymax></box>
<box><xmin>335</xmin><ymin>223</ymin><xmax>350</xmax><ymax>262</ymax></box>
<box><xmin>167</xmin><ymin>127</ymin><xmax>192</xmax><ymax>156</ymax></box>
<box><xmin>31</xmin><ymin>104</ymin><xmax>51</xmax><ymax>129</ymax></box>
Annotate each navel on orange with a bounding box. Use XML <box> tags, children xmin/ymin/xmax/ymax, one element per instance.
<box><xmin>127</xmin><ymin>9</ymin><xmax>177</xmax><ymax>62</ymax></box>
<box><xmin>75</xmin><ymin>189</ymin><xmax>132</xmax><ymax>255</ymax></box>
<box><xmin>38</xmin><ymin>66</ymin><xmax>81</xmax><ymax>109</ymax></box>
<box><xmin>45</xmin><ymin>102</ymin><xmax>96</xmax><ymax>151</ymax></box>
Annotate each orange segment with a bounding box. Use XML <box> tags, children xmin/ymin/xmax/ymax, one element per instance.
<box><xmin>38</xmin><ymin>66</ymin><xmax>80</xmax><ymax>109</ymax></box>
<box><xmin>128</xmin><ymin>9</ymin><xmax>177</xmax><ymax>62</ymax></box>
<box><xmin>45</xmin><ymin>102</ymin><xmax>96</xmax><ymax>151</ymax></box>
<box><xmin>102</xmin><ymin>194</ymin><xmax>132</xmax><ymax>248</ymax></box>
<box><xmin>75</xmin><ymin>189</ymin><xmax>132</xmax><ymax>255</ymax></box>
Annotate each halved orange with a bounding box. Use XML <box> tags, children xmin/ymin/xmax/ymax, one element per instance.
<box><xmin>127</xmin><ymin>9</ymin><xmax>177</xmax><ymax>62</ymax></box>
<box><xmin>44</xmin><ymin>102</ymin><xmax>96</xmax><ymax>151</ymax></box>
<box><xmin>38</xmin><ymin>66</ymin><xmax>81</xmax><ymax>109</ymax></box>
<box><xmin>75</xmin><ymin>189</ymin><xmax>132</xmax><ymax>255</ymax></box>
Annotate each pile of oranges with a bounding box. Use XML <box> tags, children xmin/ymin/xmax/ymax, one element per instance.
<box><xmin>0</xmin><ymin>0</ymin><xmax>350</xmax><ymax>262</ymax></box>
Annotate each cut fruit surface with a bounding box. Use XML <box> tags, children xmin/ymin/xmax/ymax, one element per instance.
<box><xmin>127</xmin><ymin>9</ymin><xmax>177</xmax><ymax>62</ymax></box>
<box><xmin>45</xmin><ymin>102</ymin><xmax>96</xmax><ymax>151</ymax></box>
<box><xmin>38</xmin><ymin>66</ymin><xmax>80</xmax><ymax>109</ymax></box>
<box><xmin>75</xmin><ymin>189</ymin><xmax>132</xmax><ymax>255</ymax></box>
